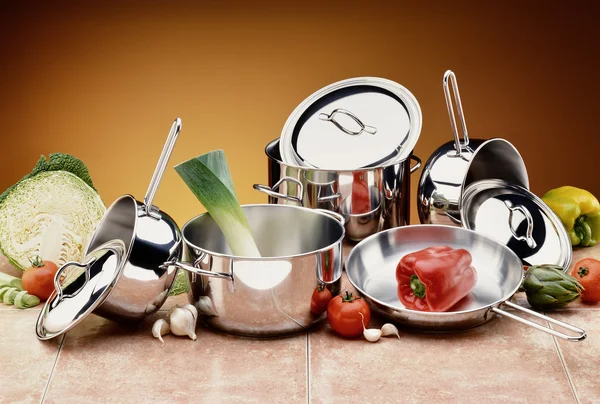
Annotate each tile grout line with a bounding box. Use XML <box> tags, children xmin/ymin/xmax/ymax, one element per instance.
<box><xmin>545</xmin><ymin>314</ymin><xmax>580</xmax><ymax>404</ymax></box>
<box><xmin>306</xmin><ymin>332</ymin><xmax>311</xmax><ymax>404</ymax></box>
<box><xmin>39</xmin><ymin>334</ymin><xmax>66</xmax><ymax>404</ymax></box>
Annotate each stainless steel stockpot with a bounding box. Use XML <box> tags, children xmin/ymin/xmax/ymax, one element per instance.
<box><xmin>417</xmin><ymin>70</ymin><xmax>529</xmax><ymax>226</ymax></box>
<box><xmin>254</xmin><ymin>139</ymin><xmax>421</xmax><ymax>242</ymax></box>
<box><xmin>171</xmin><ymin>204</ymin><xmax>346</xmax><ymax>338</ymax></box>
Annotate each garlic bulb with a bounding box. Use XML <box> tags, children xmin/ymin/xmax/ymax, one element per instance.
<box><xmin>381</xmin><ymin>323</ymin><xmax>400</xmax><ymax>339</ymax></box>
<box><xmin>169</xmin><ymin>305</ymin><xmax>198</xmax><ymax>341</ymax></box>
<box><xmin>195</xmin><ymin>296</ymin><xmax>218</xmax><ymax>316</ymax></box>
<box><xmin>152</xmin><ymin>318</ymin><xmax>170</xmax><ymax>344</ymax></box>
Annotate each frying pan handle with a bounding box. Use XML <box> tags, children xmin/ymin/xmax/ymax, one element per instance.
<box><xmin>253</xmin><ymin>177</ymin><xmax>304</xmax><ymax>206</ymax></box>
<box><xmin>143</xmin><ymin>118</ymin><xmax>182</xmax><ymax>220</ymax></box>
<box><xmin>443</xmin><ymin>70</ymin><xmax>469</xmax><ymax>157</ymax></box>
<box><xmin>492</xmin><ymin>301</ymin><xmax>586</xmax><ymax>342</ymax></box>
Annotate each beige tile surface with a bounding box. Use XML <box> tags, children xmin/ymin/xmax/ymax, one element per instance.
<box><xmin>0</xmin><ymin>310</ymin><xmax>62</xmax><ymax>404</ymax></box>
<box><xmin>552</xmin><ymin>310</ymin><xmax>600</xmax><ymax>404</ymax></box>
<box><xmin>310</xmin><ymin>309</ymin><xmax>575</xmax><ymax>404</ymax></box>
<box><xmin>43</xmin><ymin>313</ymin><xmax>307</xmax><ymax>404</ymax></box>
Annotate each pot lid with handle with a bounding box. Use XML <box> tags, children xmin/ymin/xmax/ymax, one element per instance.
<box><xmin>279</xmin><ymin>77</ymin><xmax>422</xmax><ymax>170</ymax></box>
<box><xmin>36</xmin><ymin>239</ymin><xmax>128</xmax><ymax>340</ymax></box>
<box><xmin>460</xmin><ymin>178</ymin><xmax>572</xmax><ymax>270</ymax></box>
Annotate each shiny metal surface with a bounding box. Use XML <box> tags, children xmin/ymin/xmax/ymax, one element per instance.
<box><xmin>175</xmin><ymin>204</ymin><xmax>345</xmax><ymax>338</ymax></box>
<box><xmin>36</xmin><ymin>118</ymin><xmax>185</xmax><ymax>339</ymax></box>
<box><xmin>36</xmin><ymin>240</ymin><xmax>127</xmax><ymax>340</ymax></box>
<box><xmin>279</xmin><ymin>77</ymin><xmax>422</xmax><ymax>170</ymax></box>
<box><xmin>460</xmin><ymin>179</ymin><xmax>572</xmax><ymax>270</ymax></box>
<box><xmin>254</xmin><ymin>138</ymin><xmax>421</xmax><ymax>241</ymax></box>
<box><xmin>345</xmin><ymin>225</ymin><xmax>585</xmax><ymax>341</ymax></box>
<box><xmin>86</xmin><ymin>195</ymin><xmax>182</xmax><ymax>323</ymax></box>
<box><xmin>417</xmin><ymin>70</ymin><xmax>529</xmax><ymax>225</ymax></box>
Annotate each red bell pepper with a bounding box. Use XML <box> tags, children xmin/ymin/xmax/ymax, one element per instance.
<box><xmin>395</xmin><ymin>246</ymin><xmax>477</xmax><ymax>312</ymax></box>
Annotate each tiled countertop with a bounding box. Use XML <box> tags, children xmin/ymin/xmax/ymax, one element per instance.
<box><xmin>2</xmin><ymin>245</ymin><xmax>600</xmax><ymax>404</ymax></box>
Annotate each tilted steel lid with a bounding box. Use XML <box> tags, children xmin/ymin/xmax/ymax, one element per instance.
<box><xmin>460</xmin><ymin>179</ymin><xmax>572</xmax><ymax>270</ymax></box>
<box><xmin>36</xmin><ymin>239</ymin><xmax>127</xmax><ymax>340</ymax></box>
<box><xmin>279</xmin><ymin>77</ymin><xmax>422</xmax><ymax>170</ymax></box>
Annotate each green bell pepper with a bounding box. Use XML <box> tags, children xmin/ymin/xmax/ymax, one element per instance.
<box><xmin>542</xmin><ymin>186</ymin><xmax>600</xmax><ymax>247</ymax></box>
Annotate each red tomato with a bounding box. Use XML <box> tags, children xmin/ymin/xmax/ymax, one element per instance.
<box><xmin>571</xmin><ymin>258</ymin><xmax>600</xmax><ymax>303</ymax></box>
<box><xmin>21</xmin><ymin>257</ymin><xmax>59</xmax><ymax>301</ymax></box>
<box><xmin>310</xmin><ymin>284</ymin><xmax>332</xmax><ymax>314</ymax></box>
<box><xmin>327</xmin><ymin>290</ymin><xmax>371</xmax><ymax>338</ymax></box>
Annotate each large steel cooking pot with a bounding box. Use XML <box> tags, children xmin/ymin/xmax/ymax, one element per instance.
<box><xmin>171</xmin><ymin>204</ymin><xmax>346</xmax><ymax>338</ymax></box>
<box><xmin>254</xmin><ymin>139</ymin><xmax>421</xmax><ymax>242</ymax></box>
<box><xmin>417</xmin><ymin>70</ymin><xmax>529</xmax><ymax>226</ymax></box>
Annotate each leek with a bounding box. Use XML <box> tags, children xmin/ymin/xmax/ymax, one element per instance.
<box><xmin>174</xmin><ymin>150</ymin><xmax>261</xmax><ymax>257</ymax></box>
<box><xmin>14</xmin><ymin>290</ymin><xmax>40</xmax><ymax>309</ymax></box>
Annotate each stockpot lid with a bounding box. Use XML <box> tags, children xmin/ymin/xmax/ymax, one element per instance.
<box><xmin>279</xmin><ymin>77</ymin><xmax>422</xmax><ymax>171</ymax></box>
<box><xmin>36</xmin><ymin>239</ymin><xmax>127</xmax><ymax>340</ymax></box>
<box><xmin>460</xmin><ymin>179</ymin><xmax>572</xmax><ymax>270</ymax></box>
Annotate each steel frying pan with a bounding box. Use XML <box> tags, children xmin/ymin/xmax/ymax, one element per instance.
<box><xmin>345</xmin><ymin>225</ymin><xmax>586</xmax><ymax>341</ymax></box>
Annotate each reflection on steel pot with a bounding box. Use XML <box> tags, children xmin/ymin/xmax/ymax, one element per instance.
<box><xmin>417</xmin><ymin>70</ymin><xmax>529</xmax><ymax>226</ymax></box>
<box><xmin>254</xmin><ymin>139</ymin><xmax>421</xmax><ymax>241</ymax></box>
<box><xmin>170</xmin><ymin>204</ymin><xmax>345</xmax><ymax>338</ymax></box>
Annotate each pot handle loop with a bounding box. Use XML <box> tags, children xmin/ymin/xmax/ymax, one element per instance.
<box><xmin>253</xmin><ymin>177</ymin><xmax>304</xmax><ymax>206</ymax></box>
<box><xmin>53</xmin><ymin>256</ymin><xmax>98</xmax><ymax>301</ymax></box>
<box><xmin>443</xmin><ymin>70</ymin><xmax>469</xmax><ymax>157</ymax></box>
<box><xmin>492</xmin><ymin>301</ymin><xmax>586</xmax><ymax>342</ymax></box>
<box><xmin>504</xmin><ymin>200</ymin><xmax>537</xmax><ymax>249</ymax></box>
<box><xmin>143</xmin><ymin>118</ymin><xmax>182</xmax><ymax>220</ymax></box>
<box><xmin>410</xmin><ymin>155</ymin><xmax>422</xmax><ymax>174</ymax></box>
<box><xmin>164</xmin><ymin>253</ymin><xmax>234</xmax><ymax>283</ymax></box>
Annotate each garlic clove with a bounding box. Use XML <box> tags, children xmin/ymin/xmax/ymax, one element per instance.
<box><xmin>152</xmin><ymin>318</ymin><xmax>170</xmax><ymax>344</ymax></box>
<box><xmin>169</xmin><ymin>306</ymin><xmax>198</xmax><ymax>341</ymax></box>
<box><xmin>381</xmin><ymin>323</ymin><xmax>400</xmax><ymax>340</ymax></box>
<box><xmin>195</xmin><ymin>296</ymin><xmax>219</xmax><ymax>317</ymax></box>
<box><xmin>359</xmin><ymin>312</ymin><xmax>381</xmax><ymax>343</ymax></box>
<box><xmin>182</xmin><ymin>304</ymin><xmax>199</xmax><ymax>324</ymax></box>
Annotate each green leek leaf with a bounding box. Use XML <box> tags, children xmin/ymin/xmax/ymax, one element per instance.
<box><xmin>175</xmin><ymin>150</ymin><xmax>261</xmax><ymax>258</ymax></box>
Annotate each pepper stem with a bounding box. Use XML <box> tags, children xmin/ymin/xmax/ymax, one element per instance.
<box><xmin>578</xmin><ymin>266</ymin><xmax>589</xmax><ymax>277</ymax></box>
<box><xmin>410</xmin><ymin>275</ymin><xmax>426</xmax><ymax>298</ymax></box>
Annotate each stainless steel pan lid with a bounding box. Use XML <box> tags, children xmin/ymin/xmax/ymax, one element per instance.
<box><xmin>36</xmin><ymin>239</ymin><xmax>127</xmax><ymax>340</ymax></box>
<box><xmin>460</xmin><ymin>179</ymin><xmax>572</xmax><ymax>270</ymax></box>
<box><xmin>279</xmin><ymin>77</ymin><xmax>422</xmax><ymax>170</ymax></box>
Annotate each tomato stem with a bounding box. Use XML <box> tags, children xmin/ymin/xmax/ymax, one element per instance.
<box><xmin>29</xmin><ymin>256</ymin><xmax>44</xmax><ymax>268</ymax></box>
<box><xmin>410</xmin><ymin>275</ymin><xmax>426</xmax><ymax>299</ymax></box>
<box><xmin>341</xmin><ymin>290</ymin><xmax>361</xmax><ymax>303</ymax></box>
<box><xmin>578</xmin><ymin>266</ymin><xmax>589</xmax><ymax>277</ymax></box>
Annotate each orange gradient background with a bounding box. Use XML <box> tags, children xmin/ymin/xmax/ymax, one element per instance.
<box><xmin>1</xmin><ymin>1</ymin><xmax>598</xmax><ymax>228</ymax></box>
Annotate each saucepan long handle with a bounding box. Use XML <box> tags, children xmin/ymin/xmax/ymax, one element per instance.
<box><xmin>144</xmin><ymin>118</ymin><xmax>182</xmax><ymax>219</ymax></box>
<box><xmin>492</xmin><ymin>301</ymin><xmax>586</xmax><ymax>342</ymax></box>
<box><xmin>443</xmin><ymin>70</ymin><xmax>469</xmax><ymax>156</ymax></box>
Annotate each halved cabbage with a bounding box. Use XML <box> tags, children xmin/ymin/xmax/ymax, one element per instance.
<box><xmin>0</xmin><ymin>170</ymin><xmax>106</xmax><ymax>270</ymax></box>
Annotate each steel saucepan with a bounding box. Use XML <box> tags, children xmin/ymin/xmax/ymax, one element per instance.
<box><xmin>254</xmin><ymin>138</ymin><xmax>421</xmax><ymax>242</ymax></box>
<box><xmin>417</xmin><ymin>70</ymin><xmax>529</xmax><ymax>226</ymax></box>
<box><xmin>345</xmin><ymin>225</ymin><xmax>586</xmax><ymax>341</ymax></box>
<box><xmin>170</xmin><ymin>204</ymin><xmax>346</xmax><ymax>338</ymax></box>
<box><xmin>37</xmin><ymin>119</ymin><xmax>184</xmax><ymax>340</ymax></box>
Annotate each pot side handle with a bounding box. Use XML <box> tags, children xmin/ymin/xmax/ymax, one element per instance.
<box><xmin>410</xmin><ymin>155</ymin><xmax>422</xmax><ymax>174</ymax></box>
<box><xmin>163</xmin><ymin>254</ymin><xmax>233</xmax><ymax>284</ymax></box>
<box><xmin>492</xmin><ymin>301</ymin><xmax>586</xmax><ymax>342</ymax></box>
<box><xmin>253</xmin><ymin>177</ymin><xmax>304</xmax><ymax>206</ymax></box>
